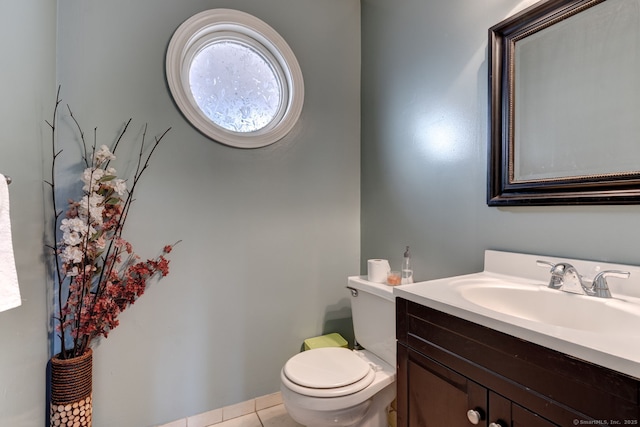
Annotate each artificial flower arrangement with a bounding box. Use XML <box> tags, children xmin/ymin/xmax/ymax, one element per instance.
<box><xmin>47</xmin><ymin>89</ymin><xmax>178</xmax><ymax>359</ymax></box>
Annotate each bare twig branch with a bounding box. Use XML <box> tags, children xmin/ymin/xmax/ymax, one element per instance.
<box><xmin>49</xmin><ymin>85</ymin><xmax>69</xmax><ymax>357</ymax></box>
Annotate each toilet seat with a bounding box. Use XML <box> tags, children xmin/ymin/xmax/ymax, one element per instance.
<box><xmin>282</xmin><ymin>347</ymin><xmax>376</xmax><ymax>397</ymax></box>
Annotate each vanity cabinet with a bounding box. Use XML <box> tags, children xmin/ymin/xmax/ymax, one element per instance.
<box><xmin>396</xmin><ymin>298</ymin><xmax>640</xmax><ymax>427</ymax></box>
<box><xmin>402</xmin><ymin>347</ymin><xmax>556</xmax><ymax>426</ymax></box>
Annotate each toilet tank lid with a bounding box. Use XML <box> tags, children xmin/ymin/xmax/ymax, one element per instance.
<box><xmin>347</xmin><ymin>276</ymin><xmax>395</xmax><ymax>302</ymax></box>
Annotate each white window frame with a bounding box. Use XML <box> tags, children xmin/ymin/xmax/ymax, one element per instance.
<box><xmin>166</xmin><ymin>9</ymin><xmax>304</xmax><ymax>148</ymax></box>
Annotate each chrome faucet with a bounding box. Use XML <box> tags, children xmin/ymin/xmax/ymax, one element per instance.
<box><xmin>536</xmin><ymin>261</ymin><xmax>572</xmax><ymax>290</ymax></box>
<box><xmin>537</xmin><ymin>260</ymin><xmax>630</xmax><ymax>298</ymax></box>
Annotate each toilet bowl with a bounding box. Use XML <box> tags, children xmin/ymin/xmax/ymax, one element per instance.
<box><xmin>280</xmin><ymin>277</ymin><xmax>397</xmax><ymax>427</ymax></box>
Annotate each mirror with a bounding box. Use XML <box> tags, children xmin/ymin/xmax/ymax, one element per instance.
<box><xmin>488</xmin><ymin>0</ymin><xmax>640</xmax><ymax>205</ymax></box>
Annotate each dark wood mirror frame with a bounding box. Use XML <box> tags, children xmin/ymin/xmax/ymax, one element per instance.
<box><xmin>487</xmin><ymin>0</ymin><xmax>640</xmax><ymax>206</ymax></box>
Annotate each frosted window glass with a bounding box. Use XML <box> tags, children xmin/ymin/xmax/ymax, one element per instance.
<box><xmin>189</xmin><ymin>41</ymin><xmax>282</xmax><ymax>133</ymax></box>
<box><xmin>166</xmin><ymin>9</ymin><xmax>304</xmax><ymax>148</ymax></box>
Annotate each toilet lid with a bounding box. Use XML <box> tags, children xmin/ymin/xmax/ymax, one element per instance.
<box><xmin>283</xmin><ymin>347</ymin><xmax>372</xmax><ymax>389</ymax></box>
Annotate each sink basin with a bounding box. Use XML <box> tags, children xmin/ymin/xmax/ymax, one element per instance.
<box><xmin>454</xmin><ymin>278</ymin><xmax>640</xmax><ymax>336</ymax></box>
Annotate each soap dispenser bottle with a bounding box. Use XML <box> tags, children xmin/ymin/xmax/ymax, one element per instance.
<box><xmin>401</xmin><ymin>246</ymin><xmax>414</xmax><ymax>284</ymax></box>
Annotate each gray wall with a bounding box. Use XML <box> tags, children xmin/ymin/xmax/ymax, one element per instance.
<box><xmin>1</xmin><ymin>1</ymin><xmax>360</xmax><ymax>426</ymax></box>
<box><xmin>0</xmin><ymin>1</ymin><xmax>56</xmax><ymax>426</ymax></box>
<box><xmin>3</xmin><ymin>0</ymin><xmax>638</xmax><ymax>426</ymax></box>
<box><xmin>361</xmin><ymin>0</ymin><xmax>640</xmax><ymax>279</ymax></box>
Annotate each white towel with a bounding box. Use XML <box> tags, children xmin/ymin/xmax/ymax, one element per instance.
<box><xmin>0</xmin><ymin>174</ymin><xmax>21</xmax><ymax>312</ymax></box>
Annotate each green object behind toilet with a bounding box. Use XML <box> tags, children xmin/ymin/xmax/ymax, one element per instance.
<box><xmin>303</xmin><ymin>333</ymin><xmax>348</xmax><ymax>350</ymax></box>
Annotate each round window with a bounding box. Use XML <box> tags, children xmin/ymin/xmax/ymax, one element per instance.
<box><xmin>166</xmin><ymin>9</ymin><xmax>304</xmax><ymax>148</ymax></box>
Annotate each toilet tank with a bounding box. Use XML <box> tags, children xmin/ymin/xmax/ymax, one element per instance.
<box><xmin>347</xmin><ymin>276</ymin><xmax>396</xmax><ymax>367</ymax></box>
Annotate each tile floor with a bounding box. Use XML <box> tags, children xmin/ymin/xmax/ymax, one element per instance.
<box><xmin>208</xmin><ymin>404</ymin><xmax>302</xmax><ymax>427</ymax></box>
<box><xmin>158</xmin><ymin>391</ymin><xmax>396</xmax><ymax>427</ymax></box>
<box><xmin>157</xmin><ymin>392</ymin><xmax>302</xmax><ymax>427</ymax></box>
<box><xmin>252</xmin><ymin>404</ymin><xmax>302</xmax><ymax>427</ymax></box>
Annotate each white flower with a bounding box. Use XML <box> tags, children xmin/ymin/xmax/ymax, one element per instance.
<box><xmin>60</xmin><ymin>217</ymin><xmax>87</xmax><ymax>234</ymax></box>
<box><xmin>60</xmin><ymin>217</ymin><xmax>96</xmax><ymax>241</ymax></box>
<box><xmin>94</xmin><ymin>145</ymin><xmax>116</xmax><ymax>165</ymax></box>
<box><xmin>61</xmin><ymin>246</ymin><xmax>84</xmax><ymax>264</ymax></box>
<box><xmin>78</xmin><ymin>193</ymin><xmax>105</xmax><ymax>225</ymax></box>
<box><xmin>111</xmin><ymin>178</ymin><xmax>127</xmax><ymax>196</ymax></box>
<box><xmin>99</xmin><ymin>167</ymin><xmax>126</xmax><ymax>195</ymax></box>
<box><xmin>82</xmin><ymin>167</ymin><xmax>105</xmax><ymax>192</ymax></box>
<box><xmin>63</xmin><ymin>230</ymin><xmax>83</xmax><ymax>246</ymax></box>
<box><xmin>66</xmin><ymin>266</ymin><xmax>79</xmax><ymax>277</ymax></box>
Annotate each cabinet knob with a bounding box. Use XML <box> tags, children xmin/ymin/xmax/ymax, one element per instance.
<box><xmin>489</xmin><ymin>423</ymin><xmax>504</xmax><ymax>427</ymax></box>
<box><xmin>466</xmin><ymin>409</ymin><xmax>482</xmax><ymax>424</ymax></box>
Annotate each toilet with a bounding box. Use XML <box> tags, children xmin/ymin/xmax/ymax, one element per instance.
<box><xmin>280</xmin><ymin>276</ymin><xmax>397</xmax><ymax>427</ymax></box>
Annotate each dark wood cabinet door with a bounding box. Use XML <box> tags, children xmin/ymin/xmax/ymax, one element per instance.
<box><xmin>489</xmin><ymin>391</ymin><xmax>559</xmax><ymax>427</ymax></box>
<box><xmin>512</xmin><ymin>404</ymin><xmax>559</xmax><ymax>427</ymax></box>
<box><xmin>487</xmin><ymin>391</ymin><xmax>511</xmax><ymax>427</ymax></box>
<box><xmin>407</xmin><ymin>350</ymin><xmax>486</xmax><ymax>427</ymax></box>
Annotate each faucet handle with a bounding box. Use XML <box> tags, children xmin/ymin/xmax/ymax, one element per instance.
<box><xmin>536</xmin><ymin>260</ymin><xmax>573</xmax><ymax>272</ymax></box>
<box><xmin>536</xmin><ymin>260</ymin><xmax>554</xmax><ymax>269</ymax></box>
<box><xmin>591</xmin><ymin>270</ymin><xmax>630</xmax><ymax>298</ymax></box>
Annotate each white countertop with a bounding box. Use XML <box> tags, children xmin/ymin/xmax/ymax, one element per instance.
<box><xmin>392</xmin><ymin>250</ymin><xmax>640</xmax><ymax>379</ymax></box>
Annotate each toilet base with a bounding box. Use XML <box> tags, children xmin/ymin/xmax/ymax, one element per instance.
<box><xmin>282</xmin><ymin>381</ymin><xmax>395</xmax><ymax>427</ymax></box>
<box><xmin>352</xmin><ymin>383</ymin><xmax>395</xmax><ymax>427</ymax></box>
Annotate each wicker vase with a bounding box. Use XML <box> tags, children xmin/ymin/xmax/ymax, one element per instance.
<box><xmin>50</xmin><ymin>349</ymin><xmax>93</xmax><ymax>427</ymax></box>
